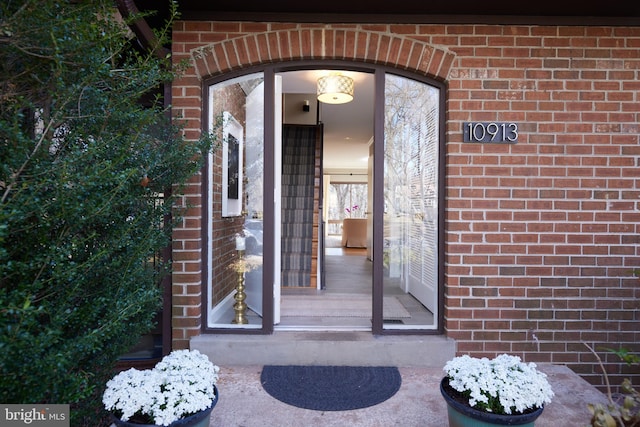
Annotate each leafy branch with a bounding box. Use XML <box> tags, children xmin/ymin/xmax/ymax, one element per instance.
<box><xmin>585</xmin><ymin>342</ymin><xmax>640</xmax><ymax>427</ymax></box>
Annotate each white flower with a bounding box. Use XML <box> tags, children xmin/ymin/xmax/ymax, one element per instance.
<box><xmin>103</xmin><ymin>350</ymin><xmax>220</xmax><ymax>426</ymax></box>
<box><xmin>443</xmin><ymin>354</ymin><xmax>554</xmax><ymax>415</ymax></box>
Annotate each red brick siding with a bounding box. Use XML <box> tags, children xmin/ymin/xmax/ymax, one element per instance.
<box><xmin>171</xmin><ymin>23</ymin><xmax>640</xmax><ymax>388</ymax></box>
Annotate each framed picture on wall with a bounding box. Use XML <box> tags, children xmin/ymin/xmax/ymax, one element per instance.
<box><xmin>222</xmin><ymin>111</ymin><xmax>243</xmax><ymax>217</ymax></box>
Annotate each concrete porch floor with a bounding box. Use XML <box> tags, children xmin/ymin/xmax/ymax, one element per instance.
<box><xmin>208</xmin><ymin>364</ymin><xmax>607</xmax><ymax>426</ymax></box>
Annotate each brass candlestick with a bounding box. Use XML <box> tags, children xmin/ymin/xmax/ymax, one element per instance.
<box><xmin>232</xmin><ymin>235</ymin><xmax>248</xmax><ymax>324</ymax></box>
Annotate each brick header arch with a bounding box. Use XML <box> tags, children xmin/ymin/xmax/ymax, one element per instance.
<box><xmin>190</xmin><ymin>28</ymin><xmax>455</xmax><ymax>81</ymax></box>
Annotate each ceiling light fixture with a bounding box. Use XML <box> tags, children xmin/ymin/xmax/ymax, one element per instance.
<box><xmin>317</xmin><ymin>73</ymin><xmax>354</xmax><ymax>104</ymax></box>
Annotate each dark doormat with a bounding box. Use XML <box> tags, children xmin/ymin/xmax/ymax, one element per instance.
<box><xmin>260</xmin><ymin>365</ymin><xmax>402</xmax><ymax>411</ymax></box>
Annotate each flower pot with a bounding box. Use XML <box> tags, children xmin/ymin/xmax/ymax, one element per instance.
<box><xmin>110</xmin><ymin>386</ymin><xmax>218</xmax><ymax>427</ymax></box>
<box><xmin>440</xmin><ymin>378</ymin><xmax>544</xmax><ymax>427</ymax></box>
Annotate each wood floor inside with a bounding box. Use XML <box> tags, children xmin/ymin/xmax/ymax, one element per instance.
<box><xmin>277</xmin><ymin>235</ymin><xmax>434</xmax><ymax>330</ymax></box>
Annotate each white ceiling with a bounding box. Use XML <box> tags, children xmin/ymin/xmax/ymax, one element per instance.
<box><xmin>280</xmin><ymin>70</ymin><xmax>374</xmax><ymax>172</ymax></box>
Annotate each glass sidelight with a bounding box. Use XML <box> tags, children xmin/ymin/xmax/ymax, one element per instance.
<box><xmin>206</xmin><ymin>73</ymin><xmax>266</xmax><ymax>329</ymax></box>
<box><xmin>380</xmin><ymin>73</ymin><xmax>441</xmax><ymax>330</ymax></box>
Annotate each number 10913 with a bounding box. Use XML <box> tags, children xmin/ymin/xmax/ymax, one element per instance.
<box><xmin>463</xmin><ymin>122</ymin><xmax>518</xmax><ymax>143</ymax></box>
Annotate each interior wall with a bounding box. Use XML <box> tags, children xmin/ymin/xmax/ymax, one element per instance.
<box><xmin>283</xmin><ymin>93</ymin><xmax>317</xmax><ymax>125</ymax></box>
<box><xmin>324</xmin><ymin>171</ymin><xmax>368</xmax><ymax>183</ymax></box>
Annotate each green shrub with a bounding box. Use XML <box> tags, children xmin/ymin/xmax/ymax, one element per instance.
<box><xmin>0</xmin><ymin>1</ymin><xmax>212</xmax><ymax>424</ymax></box>
<box><xmin>586</xmin><ymin>344</ymin><xmax>640</xmax><ymax>427</ymax></box>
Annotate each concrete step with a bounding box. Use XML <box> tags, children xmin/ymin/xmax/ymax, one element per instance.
<box><xmin>191</xmin><ymin>331</ymin><xmax>456</xmax><ymax>367</ymax></box>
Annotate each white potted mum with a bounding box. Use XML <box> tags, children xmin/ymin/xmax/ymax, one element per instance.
<box><xmin>440</xmin><ymin>354</ymin><xmax>554</xmax><ymax>426</ymax></box>
<box><xmin>103</xmin><ymin>349</ymin><xmax>219</xmax><ymax>427</ymax></box>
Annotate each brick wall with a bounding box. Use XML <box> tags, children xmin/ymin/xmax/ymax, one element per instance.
<box><xmin>171</xmin><ymin>22</ymin><xmax>640</xmax><ymax>389</ymax></box>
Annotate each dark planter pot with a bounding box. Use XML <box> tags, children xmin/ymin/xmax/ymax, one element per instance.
<box><xmin>110</xmin><ymin>386</ymin><xmax>218</xmax><ymax>427</ymax></box>
<box><xmin>440</xmin><ymin>378</ymin><xmax>544</xmax><ymax>427</ymax></box>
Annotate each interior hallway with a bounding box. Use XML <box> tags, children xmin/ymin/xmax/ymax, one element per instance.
<box><xmin>278</xmin><ymin>235</ymin><xmax>433</xmax><ymax>330</ymax></box>
<box><xmin>279</xmin><ymin>237</ymin><xmax>372</xmax><ymax>329</ymax></box>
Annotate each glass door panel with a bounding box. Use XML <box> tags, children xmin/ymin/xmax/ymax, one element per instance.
<box><xmin>382</xmin><ymin>74</ymin><xmax>440</xmax><ymax>330</ymax></box>
<box><xmin>206</xmin><ymin>73</ymin><xmax>265</xmax><ymax>329</ymax></box>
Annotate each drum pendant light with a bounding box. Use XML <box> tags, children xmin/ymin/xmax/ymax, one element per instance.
<box><xmin>317</xmin><ymin>74</ymin><xmax>354</xmax><ymax>104</ymax></box>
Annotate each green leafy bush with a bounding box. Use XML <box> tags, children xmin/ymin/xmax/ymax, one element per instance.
<box><xmin>0</xmin><ymin>1</ymin><xmax>212</xmax><ymax>425</ymax></box>
<box><xmin>586</xmin><ymin>344</ymin><xmax>640</xmax><ymax>427</ymax></box>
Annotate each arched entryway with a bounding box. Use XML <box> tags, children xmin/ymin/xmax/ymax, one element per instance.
<box><xmin>202</xmin><ymin>64</ymin><xmax>444</xmax><ymax>334</ymax></box>
<box><xmin>176</xmin><ymin>29</ymin><xmax>453</xmax><ymax>336</ymax></box>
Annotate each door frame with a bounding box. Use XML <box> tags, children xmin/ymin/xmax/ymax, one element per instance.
<box><xmin>202</xmin><ymin>62</ymin><xmax>445</xmax><ymax>335</ymax></box>
<box><xmin>371</xmin><ymin>68</ymin><xmax>446</xmax><ymax>334</ymax></box>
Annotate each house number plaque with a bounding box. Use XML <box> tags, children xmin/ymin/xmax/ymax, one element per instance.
<box><xmin>463</xmin><ymin>122</ymin><xmax>518</xmax><ymax>143</ymax></box>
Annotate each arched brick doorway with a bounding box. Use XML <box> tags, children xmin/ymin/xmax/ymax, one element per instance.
<box><xmin>170</xmin><ymin>27</ymin><xmax>454</xmax><ymax>347</ymax></box>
